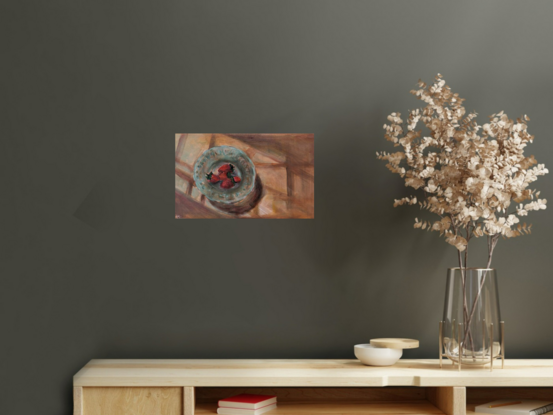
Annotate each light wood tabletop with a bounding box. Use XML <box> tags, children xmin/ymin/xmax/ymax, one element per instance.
<box><xmin>73</xmin><ymin>359</ymin><xmax>553</xmax><ymax>387</ymax></box>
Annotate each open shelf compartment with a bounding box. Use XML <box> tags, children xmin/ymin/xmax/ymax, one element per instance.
<box><xmin>466</xmin><ymin>387</ymin><xmax>553</xmax><ymax>415</ymax></box>
<box><xmin>195</xmin><ymin>387</ymin><xmax>463</xmax><ymax>415</ymax></box>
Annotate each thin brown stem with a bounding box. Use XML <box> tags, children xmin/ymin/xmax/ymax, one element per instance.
<box><xmin>462</xmin><ymin>234</ymin><xmax>500</xmax><ymax>346</ymax></box>
<box><xmin>463</xmin><ymin>225</ymin><xmax>477</xmax><ymax>357</ymax></box>
<box><xmin>464</xmin><ymin>226</ymin><xmax>470</xmax><ymax>269</ymax></box>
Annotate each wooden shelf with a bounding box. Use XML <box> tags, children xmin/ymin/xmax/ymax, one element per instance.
<box><xmin>196</xmin><ymin>402</ymin><xmax>444</xmax><ymax>415</ymax></box>
<box><xmin>72</xmin><ymin>359</ymin><xmax>553</xmax><ymax>415</ymax></box>
<box><xmin>73</xmin><ymin>359</ymin><xmax>553</xmax><ymax>387</ymax></box>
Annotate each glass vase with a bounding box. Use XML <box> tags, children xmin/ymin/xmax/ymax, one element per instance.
<box><xmin>441</xmin><ymin>268</ymin><xmax>504</xmax><ymax>366</ymax></box>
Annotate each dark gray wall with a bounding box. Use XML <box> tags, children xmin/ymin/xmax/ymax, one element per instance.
<box><xmin>2</xmin><ymin>1</ymin><xmax>553</xmax><ymax>413</ymax></box>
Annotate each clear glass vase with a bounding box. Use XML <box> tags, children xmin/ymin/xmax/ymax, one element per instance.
<box><xmin>441</xmin><ymin>268</ymin><xmax>504</xmax><ymax>366</ymax></box>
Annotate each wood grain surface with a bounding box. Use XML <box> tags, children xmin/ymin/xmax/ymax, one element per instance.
<box><xmin>196</xmin><ymin>387</ymin><xmax>427</xmax><ymax>403</ymax></box>
<box><xmin>73</xmin><ymin>359</ymin><xmax>553</xmax><ymax>387</ymax></box>
<box><xmin>466</xmin><ymin>387</ymin><xmax>553</xmax><ymax>403</ymax></box>
<box><xmin>427</xmin><ymin>387</ymin><xmax>466</xmax><ymax>415</ymax></box>
<box><xmin>82</xmin><ymin>387</ymin><xmax>182</xmax><ymax>415</ymax></box>
<box><xmin>184</xmin><ymin>386</ymin><xmax>195</xmax><ymax>415</ymax></box>
<box><xmin>196</xmin><ymin>402</ymin><xmax>442</xmax><ymax>415</ymax></box>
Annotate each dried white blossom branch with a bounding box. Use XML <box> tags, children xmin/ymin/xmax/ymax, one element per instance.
<box><xmin>378</xmin><ymin>74</ymin><xmax>548</xmax><ymax>269</ymax></box>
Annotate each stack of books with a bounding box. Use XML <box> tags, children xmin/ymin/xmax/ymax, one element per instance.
<box><xmin>475</xmin><ymin>400</ymin><xmax>553</xmax><ymax>415</ymax></box>
<box><xmin>217</xmin><ymin>394</ymin><xmax>277</xmax><ymax>415</ymax></box>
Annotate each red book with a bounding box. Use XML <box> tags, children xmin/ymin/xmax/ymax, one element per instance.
<box><xmin>218</xmin><ymin>394</ymin><xmax>277</xmax><ymax>410</ymax></box>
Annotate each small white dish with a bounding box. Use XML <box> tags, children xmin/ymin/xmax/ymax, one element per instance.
<box><xmin>354</xmin><ymin>344</ymin><xmax>403</xmax><ymax>366</ymax></box>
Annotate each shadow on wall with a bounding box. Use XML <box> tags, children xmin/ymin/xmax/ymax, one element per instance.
<box><xmin>293</xmin><ymin>109</ymin><xmax>449</xmax><ymax>275</ymax></box>
<box><xmin>285</xmin><ymin>108</ymin><xmax>450</xmax><ymax>342</ymax></box>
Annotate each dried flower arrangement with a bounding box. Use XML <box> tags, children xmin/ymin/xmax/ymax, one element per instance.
<box><xmin>378</xmin><ymin>74</ymin><xmax>548</xmax><ymax>270</ymax></box>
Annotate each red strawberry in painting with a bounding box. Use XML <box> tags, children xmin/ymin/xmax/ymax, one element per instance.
<box><xmin>206</xmin><ymin>164</ymin><xmax>239</xmax><ymax>189</ymax></box>
<box><xmin>218</xmin><ymin>163</ymin><xmax>234</xmax><ymax>174</ymax></box>
<box><xmin>206</xmin><ymin>172</ymin><xmax>220</xmax><ymax>184</ymax></box>
<box><xmin>220</xmin><ymin>178</ymin><xmax>234</xmax><ymax>189</ymax></box>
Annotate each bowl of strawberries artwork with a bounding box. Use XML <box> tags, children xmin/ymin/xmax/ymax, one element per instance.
<box><xmin>193</xmin><ymin>146</ymin><xmax>256</xmax><ymax>204</ymax></box>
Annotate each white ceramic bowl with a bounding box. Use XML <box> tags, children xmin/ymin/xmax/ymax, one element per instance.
<box><xmin>354</xmin><ymin>344</ymin><xmax>403</xmax><ymax>366</ymax></box>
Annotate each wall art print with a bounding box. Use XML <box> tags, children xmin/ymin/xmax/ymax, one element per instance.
<box><xmin>175</xmin><ymin>134</ymin><xmax>315</xmax><ymax>219</ymax></box>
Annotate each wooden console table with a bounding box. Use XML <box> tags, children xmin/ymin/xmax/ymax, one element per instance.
<box><xmin>73</xmin><ymin>359</ymin><xmax>553</xmax><ymax>415</ymax></box>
